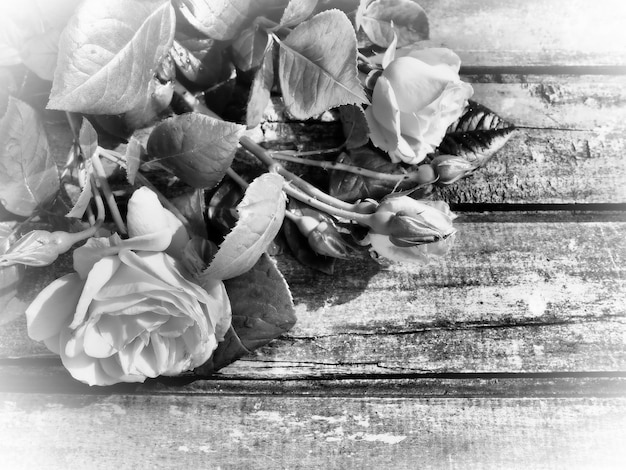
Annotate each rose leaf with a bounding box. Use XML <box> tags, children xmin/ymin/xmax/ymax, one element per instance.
<box><xmin>146</xmin><ymin>112</ymin><xmax>245</xmax><ymax>189</ymax></box>
<box><xmin>339</xmin><ymin>104</ymin><xmax>370</xmax><ymax>149</ymax></box>
<box><xmin>47</xmin><ymin>0</ymin><xmax>175</xmax><ymax>114</ymax></box>
<box><xmin>0</xmin><ymin>97</ymin><xmax>60</xmax><ymax>217</ymax></box>
<box><xmin>440</xmin><ymin>100</ymin><xmax>517</xmax><ymax>168</ymax></box>
<box><xmin>175</xmin><ymin>0</ymin><xmax>257</xmax><ymax>41</ymax></box>
<box><xmin>79</xmin><ymin>118</ymin><xmax>98</xmax><ymax>160</ymax></box>
<box><xmin>20</xmin><ymin>29</ymin><xmax>63</xmax><ymax>81</ymax></box>
<box><xmin>278</xmin><ymin>10</ymin><xmax>367</xmax><ymax>119</ymax></box>
<box><xmin>280</xmin><ymin>0</ymin><xmax>319</xmax><ymax>27</ymax></box>
<box><xmin>231</xmin><ymin>23</ymin><xmax>270</xmax><ymax>72</ymax></box>
<box><xmin>195</xmin><ymin>253</ymin><xmax>296</xmax><ymax>374</ymax></box>
<box><xmin>65</xmin><ymin>174</ymin><xmax>92</xmax><ymax>219</ymax></box>
<box><xmin>246</xmin><ymin>42</ymin><xmax>275</xmax><ymax>129</ymax></box>
<box><xmin>357</xmin><ymin>0</ymin><xmax>429</xmax><ymax>48</ymax></box>
<box><xmin>125</xmin><ymin>138</ymin><xmax>143</xmax><ymax>185</ymax></box>
<box><xmin>200</xmin><ymin>173</ymin><xmax>286</xmax><ymax>281</ymax></box>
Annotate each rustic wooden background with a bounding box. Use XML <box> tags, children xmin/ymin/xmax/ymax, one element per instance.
<box><xmin>1</xmin><ymin>0</ymin><xmax>625</xmax><ymax>468</ymax></box>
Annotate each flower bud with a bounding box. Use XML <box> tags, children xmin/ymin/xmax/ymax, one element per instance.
<box><xmin>307</xmin><ymin>221</ymin><xmax>354</xmax><ymax>259</ymax></box>
<box><xmin>387</xmin><ymin>211</ymin><xmax>448</xmax><ymax>247</ymax></box>
<box><xmin>126</xmin><ymin>187</ymin><xmax>189</xmax><ymax>255</ymax></box>
<box><xmin>431</xmin><ymin>154</ymin><xmax>475</xmax><ymax>185</ymax></box>
<box><xmin>364</xmin><ymin>196</ymin><xmax>456</xmax><ymax>264</ymax></box>
<box><xmin>0</xmin><ymin>230</ymin><xmax>78</xmax><ymax>267</ymax></box>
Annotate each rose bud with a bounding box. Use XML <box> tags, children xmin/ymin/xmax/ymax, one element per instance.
<box><xmin>365</xmin><ymin>196</ymin><xmax>456</xmax><ymax>264</ymax></box>
<box><xmin>431</xmin><ymin>154</ymin><xmax>476</xmax><ymax>185</ymax></box>
<box><xmin>365</xmin><ymin>48</ymin><xmax>473</xmax><ymax>165</ymax></box>
<box><xmin>126</xmin><ymin>186</ymin><xmax>190</xmax><ymax>258</ymax></box>
<box><xmin>307</xmin><ymin>220</ymin><xmax>354</xmax><ymax>259</ymax></box>
<box><xmin>387</xmin><ymin>211</ymin><xmax>448</xmax><ymax>247</ymax></box>
<box><xmin>292</xmin><ymin>213</ymin><xmax>354</xmax><ymax>259</ymax></box>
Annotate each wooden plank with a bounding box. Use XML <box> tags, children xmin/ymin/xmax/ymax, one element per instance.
<box><xmin>1</xmin><ymin>218</ymin><xmax>624</xmax><ymax>379</ymax></box>
<box><xmin>1</xmin><ymin>393</ymin><xmax>625</xmax><ymax>469</ymax></box>
<box><xmin>469</xmin><ymin>77</ymin><xmax>626</xmax><ymax>129</ymax></box>
<box><xmin>420</xmin><ymin>0</ymin><xmax>626</xmax><ymax>66</ymax></box>
<box><xmin>1</xmin><ymin>358</ymin><xmax>626</xmax><ymax>397</ymax></box>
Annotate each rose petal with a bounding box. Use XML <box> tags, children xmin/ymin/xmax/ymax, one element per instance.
<box><xmin>88</xmin><ymin>294</ymin><xmax>146</xmax><ymax>316</ymax></box>
<box><xmin>118</xmin><ymin>251</ymin><xmax>181</xmax><ymax>288</ymax></box>
<box><xmin>198</xmin><ymin>278</ymin><xmax>231</xmax><ymax>341</ymax></box>
<box><xmin>59</xmin><ymin>328</ymin><xmax>115</xmax><ymax>386</ymax></box>
<box><xmin>73</xmin><ymin>234</ymin><xmax>123</xmax><ymax>279</ymax></box>
<box><xmin>118</xmin><ymin>337</ymin><xmax>146</xmax><ymax>376</ymax></box>
<box><xmin>127</xmin><ymin>187</ymin><xmax>171</xmax><ymax>239</ymax></box>
<box><xmin>164</xmin><ymin>209</ymin><xmax>190</xmax><ymax>258</ymax></box>
<box><xmin>99</xmin><ymin>356</ymin><xmax>146</xmax><ymax>384</ymax></box>
<box><xmin>73</xmin><ymin>233</ymin><xmax>173</xmax><ymax>279</ymax></box>
<box><xmin>383</xmin><ymin>57</ymin><xmax>450</xmax><ymax>113</ymax></box>
<box><xmin>97</xmin><ymin>312</ymin><xmax>166</xmax><ymax>351</ymax></box>
<box><xmin>119</xmin><ymin>251</ymin><xmax>211</xmax><ymax>335</ymax></box>
<box><xmin>95</xmin><ymin>263</ymin><xmax>171</xmax><ymax>299</ymax></box>
<box><xmin>83</xmin><ymin>322</ymin><xmax>117</xmax><ymax>358</ymax></box>
<box><xmin>370</xmin><ymin>76</ymin><xmax>401</xmax><ymax>136</ymax></box>
<box><xmin>368</xmin><ymin>233</ymin><xmax>429</xmax><ymax>264</ymax></box>
<box><xmin>130</xmin><ymin>340</ymin><xmax>159</xmax><ymax>378</ymax></box>
<box><xmin>150</xmin><ymin>332</ymin><xmax>170</xmax><ymax>371</ymax></box>
<box><xmin>400</xmin><ymin>47</ymin><xmax>462</xmax><ymax>73</ymax></box>
<box><xmin>43</xmin><ymin>334</ymin><xmax>62</xmax><ymax>355</ymax></box>
<box><xmin>26</xmin><ymin>273</ymin><xmax>84</xmax><ymax>342</ymax></box>
<box><xmin>158</xmin><ymin>316</ymin><xmax>194</xmax><ymax>337</ymax></box>
<box><xmin>70</xmin><ymin>256</ymin><xmax>122</xmax><ymax>329</ymax></box>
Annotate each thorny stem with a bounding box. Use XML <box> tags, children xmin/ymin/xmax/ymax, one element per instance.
<box><xmin>270</xmin><ymin>151</ymin><xmax>426</xmax><ymax>183</ymax></box>
<box><xmin>239</xmin><ymin>136</ymin><xmax>366</xmax><ymax>213</ymax></box>
<box><xmin>91</xmin><ymin>149</ymin><xmax>127</xmax><ymax>234</ymax></box>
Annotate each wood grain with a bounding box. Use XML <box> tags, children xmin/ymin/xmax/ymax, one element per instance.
<box><xmin>2</xmin><ymin>218</ymin><xmax>623</xmax><ymax>382</ymax></box>
<box><xmin>1</xmin><ymin>393</ymin><xmax>625</xmax><ymax>470</ymax></box>
<box><xmin>420</xmin><ymin>0</ymin><xmax>626</xmax><ymax>66</ymax></box>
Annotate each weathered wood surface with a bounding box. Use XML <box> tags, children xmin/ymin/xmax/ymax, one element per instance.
<box><xmin>1</xmin><ymin>394</ymin><xmax>625</xmax><ymax>470</ymax></box>
<box><xmin>420</xmin><ymin>0</ymin><xmax>626</xmax><ymax>67</ymax></box>
<box><xmin>2</xmin><ymin>1</ymin><xmax>625</xmax><ymax>468</ymax></box>
<box><xmin>2</xmin><ymin>216</ymin><xmax>624</xmax><ymax>384</ymax></box>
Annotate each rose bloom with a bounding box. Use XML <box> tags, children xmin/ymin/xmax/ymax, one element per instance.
<box><xmin>365</xmin><ymin>47</ymin><xmax>474</xmax><ymax>164</ymax></box>
<box><xmin>25</xmin><ymin>187</ymin><xmax>231</xmax><ymax>386</ymax></box>
<box><xmin>364</xmin><ymin>196</ymin><xmax>456</xmax><ymax>264</ymax></box>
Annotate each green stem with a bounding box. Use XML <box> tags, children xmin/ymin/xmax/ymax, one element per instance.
<box><xmin>282</xmin><ymin>183</ymin><xmax>372</xmax><ymax>226</ymax></box>
<box><xmin>91</xmin><ymin>149</ymin><xmax>127</xmax><ymax>234</ymax></box>
<box><xmin>226</xmin><ymin>168</ymin><xmax>249</xmax><ymax>189</ymax></box>
<box><xmin>239</xmin><ymin>136</ymin><xmax>364</xmax><ymax>212</ymax></box>
<box><xmin>271</xmin><ymin>152</ymin><xmax>423</xmax><ymax>183</ymax></box>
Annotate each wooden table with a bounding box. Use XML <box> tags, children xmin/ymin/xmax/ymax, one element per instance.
<box><xmin>1</xmin><ymin>1</ymin><xmax>625</xmax><ymax>468</ymax></box>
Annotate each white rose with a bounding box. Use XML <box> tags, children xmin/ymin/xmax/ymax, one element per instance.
<box><xmin>365</xmin><ymin>48</ymin><xmax>474</xmax><ymax>164</ymax></box>
<box><xmin>25</xmin><ymin>187</ymin><xmax>231</xmax><ymax>386</ymax></box>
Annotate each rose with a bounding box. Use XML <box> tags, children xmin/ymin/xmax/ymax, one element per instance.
<box><xmin>365</xmin><ymin>47</ymin><xmax>474</xmax><ymax>164</ymax></box>
<box><xmin>25</xmin><ymin>187</ymin><xmax>231</xmax><ymax>386</ymax></box>
<box><xmin>364</xmin><ymin>196</ymin><xmax>456</xmax><ymax>264</ymax></box>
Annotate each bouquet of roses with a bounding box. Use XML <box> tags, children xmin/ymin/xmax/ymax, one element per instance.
<box><xmin>0</xmin><ymin>0</ymin><xmax>515</xmax><ymax>386</ymax></box>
